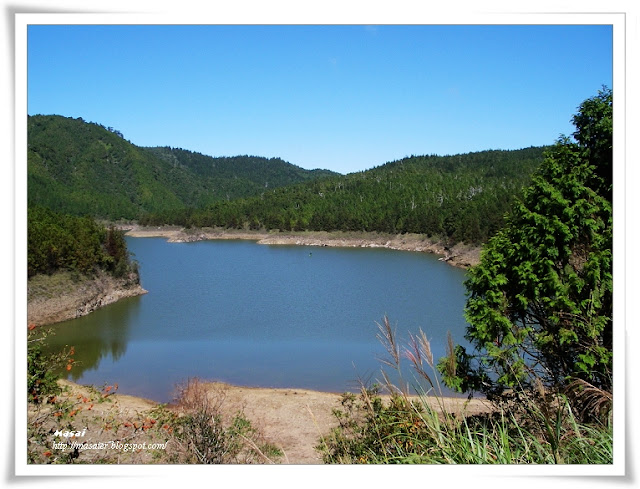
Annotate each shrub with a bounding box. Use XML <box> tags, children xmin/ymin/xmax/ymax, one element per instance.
<box><xmin>165</xmin><ymin>378</ymin><xmax>282</xmax><ymax>464</ymax></box>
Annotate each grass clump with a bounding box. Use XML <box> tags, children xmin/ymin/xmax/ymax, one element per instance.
<box><xmin>317</xmin><ymin>316</ymin><xmax>613</xmax><ymax>465</ymax></box>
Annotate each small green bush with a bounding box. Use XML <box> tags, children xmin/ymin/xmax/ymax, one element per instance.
<box><xmin>27</xmin><ymin>327</ymin><xmax>71</xmax><ymax>403</ymax></box>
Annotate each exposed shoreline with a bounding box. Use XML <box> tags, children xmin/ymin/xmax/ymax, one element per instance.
<box><xmin>122</xmin><ymin>225</ymin><xmax>482</xmax><ymax>270</ymax></box>
<box><xmin>27</xmin><ymin>270</ymin><xmax>147</xmax><ymax>327</ymax></box>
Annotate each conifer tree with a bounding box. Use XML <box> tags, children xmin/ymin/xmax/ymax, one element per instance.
<box><xmin>440</xmin><ymin>88</ymin><xmax>613</xmax><ymax>397</ymax></box>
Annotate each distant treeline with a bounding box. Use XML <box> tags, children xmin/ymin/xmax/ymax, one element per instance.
<box><xmin>28</xmin><ymin>206</ymin><xmax>136</xmax><ymax>279</ymax></box>
<box><xmin>140</xmin><ymin>147</ymin><xmax>547</xmax><ymax>244</ymax></box>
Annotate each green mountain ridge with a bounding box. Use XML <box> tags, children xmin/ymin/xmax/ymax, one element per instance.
<box><xmin>27</xmin><ymin>115</ymin><xmax>338</xmax><ymax>220</ymax></box>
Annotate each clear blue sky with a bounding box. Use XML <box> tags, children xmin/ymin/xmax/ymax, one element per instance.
<box><xmin>27</xmin><ymin>24</ymin><xmax>612</xmax><ymax>174</ymax></box>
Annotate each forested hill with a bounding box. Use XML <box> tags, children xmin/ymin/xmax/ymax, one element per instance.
<box><xmin>27</xmin><ymin>115</ymin><xmax>338</xmax><ymax>220</ymax></box>
<box><xmin>145</xmin><ymin>147</ymin><xmax>337</xmax><ymax>190</ymax></box>
<box><xmin>142</xmin><ymin>146</ymin><xmax>548</xmax><ymax>244</ymax></box>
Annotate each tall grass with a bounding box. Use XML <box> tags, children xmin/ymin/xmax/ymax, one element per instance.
<box><xmin>317</xmin><ymin>316</ymin><xmax>613</xmax><ymax>464</ymax></box>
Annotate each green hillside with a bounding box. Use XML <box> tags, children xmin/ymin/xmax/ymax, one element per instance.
<box><xmin>27</xmin><ymin>115</ymin><xmax>337</xmax><ymax>220</ymax></box>
<box><xmin>143</xmin><ymin>147</ymin><xmax>547</xmax><ymax>244</ymax></box>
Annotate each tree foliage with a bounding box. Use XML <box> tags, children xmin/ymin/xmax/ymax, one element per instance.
<box><xmin>439</xmin><ymin>88</ymin><xmax>613</xmax><ymax>398</ymax></box>
<box><xmin>28</xmin><ymin>206</ymin><xmax>136</xmax><ymax>279</ymax></box>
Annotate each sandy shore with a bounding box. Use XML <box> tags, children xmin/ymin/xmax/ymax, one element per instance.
<box><xmin>122</xmin><ymin>225</ymin><xmax>481</xmax><ymax>269</ymax></box>
<box><xmin>42</xmin><ymin>379</ymin><xmax>491</xmax><ymax>464</ymax></box>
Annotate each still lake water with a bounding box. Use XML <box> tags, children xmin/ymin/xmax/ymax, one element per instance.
<box><xmin>45</xmin><ymin>237</ymin><xmax>472</xmax><ymax>402</ymax></box>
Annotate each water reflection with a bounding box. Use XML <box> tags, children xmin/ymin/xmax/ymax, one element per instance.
<box><xmin>42</xmin><ymin>294</ymin><xmax>142</xmax><ymax>379</ymax></box>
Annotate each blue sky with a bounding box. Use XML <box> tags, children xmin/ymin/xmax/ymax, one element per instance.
<box><xmin>27</xmin><ymin>24</ymin><xmax>612</xmax><ymax>174</ymax></box>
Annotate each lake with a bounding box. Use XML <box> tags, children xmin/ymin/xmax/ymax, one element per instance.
<box><xmin>44</xmin><ymin>237</ymin><xmax>472</xmax><ymax>402</ymax></box>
